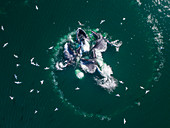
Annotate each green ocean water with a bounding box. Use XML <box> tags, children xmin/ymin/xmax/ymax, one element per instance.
<box><xmin>0</xmin><ymin>0</ymin><xmax>169</xmax><ymax>128</ymax></box>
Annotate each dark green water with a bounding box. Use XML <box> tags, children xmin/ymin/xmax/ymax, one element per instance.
<box><xmin>0</xmin><ymin>0</ymin><xmax>169</xmax><ymax>128</ymax></box>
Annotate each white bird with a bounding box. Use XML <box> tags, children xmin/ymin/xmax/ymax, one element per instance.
<box><xmin>145</xmin><ymin>90</ymin><xmax>150</xmax><ymax>94</ymax></box>
<box><xmin>1</xmin><ymin>25</ymin><xmax>4</xmax><ymax>31</ymax></box>
<box><xmin>16</xmin><ymin>64</ymin><xmax>20</xmax><ymax>67</ymax></box>
<box><xmin>78</xmin><ymin>21</ymin><xmax>84</xmax><ymax>26</ymax></box>
<box><xmin>35</xmin><ymin>5</ymin><xmax>38</xmax><ymax>10</ymax></box>
<box><xmin>116</xmin><ymin>94</ymin><xmax>120</xmax><ymax>97</ymax></box>
<box><xmin>44</xmin><ymin>67</ymin><xmax>50</xmax><ymax>70</ymax></box>
<box><xmin>14</xmin><ymin>74</ymin><xmax>18</xmax><ymax>79</ymax></box>
<box><xmin>119</xmin><ymin>81</ymin><xmax>124</xmax><ymax>84</ymax></box>
<box><xmin>14</xmin><ymin>54</ymin><xmax>18</xmax><ymax>58</ymax></box>
<box><xmin>9</xmin><ymin>96</ymin><xmax>14</xmax><ymax>100</ymax></box>
<box><xmin>34</xmin><ymin>110</ymin><xmax>38</xmax><ymax>114</ymax></box>
<box><xmin>3</xmin><ymin>42</ymin><xmax>8</xmax><ymax>48</ymax></box>
<box><xmin>30</xmin><ymin>89</ymin><xmax>34</xmax><ymax>93</ymax></box>
<box><xmin>54</xmin><ymin>108</ymin><xmax>58</xmax><ymax>111</ymax></box>
<box><xmin>48</xmin><ymin>46</ymin><xmax>54</xmax><ymax>49</ymax></box>
<box><xmin>124</xmin><ymin>118</ymin><xmax>126</xmax><ymax>124</ymax></box>
<box><xmin>75</xmin><ymin>87</ymin><xmax>80</xmax><ymax>90</ymax></box>
<box><xmin>14</xmin><ymin>81</ymin><xmax>22</xmax><ymax>84</ymax></box>
<box><xmin>100</xmin><ymin>20</ymin><xmax>105</xmax><ymax>24</ymax></box>
<box><xmin>40</xmin><ymin>80</ymin><xmax>44</xmax><ymax>85</ymax></box>
<box><xmin>140</xmin><ymin>86</ymin><xmax>145</xmax><ymax>89</ymax></box>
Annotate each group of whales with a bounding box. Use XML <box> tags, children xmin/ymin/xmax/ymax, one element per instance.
<box><xmin>56</xmin><ymin>28</ymin><xmax>122</xmax><ymax>91</ymax></box>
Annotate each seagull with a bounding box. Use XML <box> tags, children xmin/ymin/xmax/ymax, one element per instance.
<box><xmin>116</xmin><ymin>94</ymin><xmax>120</xmax><ymax>97</ymax></box>
<box><xmin>145</xmin><ymin>90</ymin><xmax>150</xmax><ymax>94</ymax></box>
<box><xmin>140</xmin><ymin>86</ymin><xmax>145</xmax><ymax>89</ymax></box>
<box><xmin>9</xmin><ymin>96</ymin><xmax>14</xmax><ymax>100</ymax></box>
<box><xmin>35</xmin><ymin>5</ymin><xmax>38</xmax><ymax>10</ymax></box>
<box><xmin>14</xmin><ymin>54</ymin><xmax>18</xmax><ymax>58</ymax></box>
<box><xmin>75</xmin><ymin>87</ymin><xmax>80</xmax><ymax>90</ymax></box>
<box><xmin>100</xmin><ymin>20</ymin><xmax>105</xmax><ymax>24</ymax></box>
<box><xmin>78</xmin><ymin>21</ymin><xmax>84</xmax><ymax>26</ymax></box>
<box><xmin>123</xmin><ymin>118</ymin><xmax>126</xmax><ymax>124</ymax></box>
<box><xmin>14</xmin><ymin>81</ymin><xmax>22</xmax><ymax>84</ymax></box>
<box><xmin>30</xmin><ymin>89</ymin><xmax>34</xmax><ymax>93</ymax></box>
<box><xmin>54</xmin><ymin>108</ymin><xmax>58</xmax><ymax>111</ymax></box>
<box><xmin>119</xmin><ymin>81</ymin><xmax>124</xmax><ymax>84</ymax></box>
<box><xmin>34</xmin><ymin>110</ymin><xmax>38</xmax><ymax>114</ymax></box>
<box><xmin>40</xmin><ymin>80</ymin><xmax>44</xmax><ymax>85</ymax></box>
<box><xmin>3</xmin><ymin>42</ymin><xmax>8</xmax><ymax>48</ymax></box>
<box><xmin>16</xmin><ymin>64</ymin><xmax>20</xmax><ymax>67</ymax></box>
<box><xmin>44</xmin><ymin>67</ymin><xmax>50</xmax><ymax>70</ymax></box>
<box><xmin>1</xmin><ymin>26</ymin><xmax>4</xmax><ymax>31</ymax></box>
<box><xmin>48</xmin><ymin>46</ymin><xmax>54</xmax><ymax>49</ymax></box>
<box><xmin>14</xmin><ymin>74</ymin><xmax>18</xmax><ymax>79</ymax></box>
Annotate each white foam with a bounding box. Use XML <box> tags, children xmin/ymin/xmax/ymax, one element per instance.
<box><xmin>95</xmin><ymin>77</ymin><xmax>117</xmax><ymax>92</ymax></box>
<box><xmin>97</xmin><ymin>63</ymin><xmax>113</xmax><ymax>78</ymax></box>
<box><xmin>76</xmin><ymin>72</ymin><xmax>84</xmax><ymax>79</ymax></box>
<box><xmin>55</xmin><ymin>62</ymin><xmax>64</xmax><ymax>70</ymax></box>
<box><xmin>81</xmin><ymin>39</ymin><xmax>90</xmax><ymax>52</ymax></box>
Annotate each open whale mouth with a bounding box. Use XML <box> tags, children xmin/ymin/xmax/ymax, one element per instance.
<box><xmin>76</xmin><ymin>28</ymin><xmax>88</xmax><ymax>42</ymax></box>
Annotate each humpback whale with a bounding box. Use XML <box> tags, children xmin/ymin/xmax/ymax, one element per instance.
<box><xmin>76</xmin><ymin>28</ymin><xmax>90</xmax><ymax>53</ymax></box>
<box><xmin>91</xmin><ymin>31</ymin><xmax>108</xmax><ymax>52</ymax></box>
<box><xmin>80</xmin><ymin>58</ymin><xmax>97</xmax><ymax>74</ymax></box>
